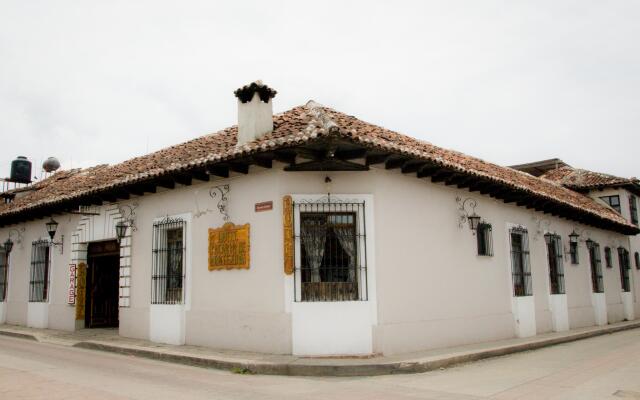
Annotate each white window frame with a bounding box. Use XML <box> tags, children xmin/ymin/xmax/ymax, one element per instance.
<box><xmin>289</xmin><ymin>194</ymin><xmax>374</xmax><ymax>304</ymax></box>
<box><xmin>151</xmin><ymin>213</ymin><xmax>192</xmax><ymax>307</ymax></box>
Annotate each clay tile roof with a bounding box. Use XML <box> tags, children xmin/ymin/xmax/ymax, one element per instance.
<box><xmin>541</xmin><ymin>166</ymin><xmax>640</xmax><ymax>194</ymax></box>
<box><xmin>0</xmin><ymin>101</ymin><xmax>637</xmax><ymax>235</ymax></box>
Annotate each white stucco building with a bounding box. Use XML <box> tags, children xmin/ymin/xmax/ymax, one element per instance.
<box><xmin>0</xmin><ymin>81</ymin><xmax>638</xmax><ymax>356</ymax></box>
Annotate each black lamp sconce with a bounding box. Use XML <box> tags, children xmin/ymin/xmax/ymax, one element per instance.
<box><xmin>456</xmin><ymin>196</ymin><xmax>481</xmax><ymax>233</ymax></box>
<box><xmin>115</xmin><ymin>220</ymin><xmax>128</xmax><ymax>244</ymax></box>
<box><xmin>569</xmin><ymin>230</ymin><xmax>580</xmax><ymax>244</ymax></box>
<box><xmin>45</xmin><ymin>218</ymin><xmax>64</xmax><ymax>254</ymax></box>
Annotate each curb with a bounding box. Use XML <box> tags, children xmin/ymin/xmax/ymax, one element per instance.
<box><xmin>71</xmin><ymin>321</ymin><xmax>640</xmax><ymax>377</ymax></box>
<box><xmin>0</xmin><ymin>330</ymin><xmax>39</xmax><ymax>342</ymax></box>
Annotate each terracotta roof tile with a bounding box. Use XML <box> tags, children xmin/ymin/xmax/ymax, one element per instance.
<box><xmin>0</xmin><ymin>101</ymin><xmax>637</xmax><ymax>234</ymax></box>
<box><xmin>541</xmin><ymin>166</ymin><xmax>640</xmax><ymax>193</ymax></box>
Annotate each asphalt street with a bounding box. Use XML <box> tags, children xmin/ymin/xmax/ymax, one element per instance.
<box><xmin>1</xmin><ymin>329</ymin><xmax>640</xmax><ymax>399</ymax></box>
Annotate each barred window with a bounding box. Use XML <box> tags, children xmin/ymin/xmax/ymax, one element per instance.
<box><xmin>294</xmin><ymin>199</ymin><xmax>367</xmax><ymax>302</ymax></box>
<box><xmin>0</xmin><ymin>248</ymin><xmax>7</xmax><ymax>302</ymax></box>
<box><xmin>30</xmin><ymin>240</ymin><xmax>51</xmax><ymax>302</ymax></box>
<box><xmin>476</xmin><ymin>223</ymin><xmax>493</xmax><ymax>256</ymax></box>
<box><xmin>545</xmin><ymin>234</ymin><xmax>565</xmax><ymax>295</ymax></box>
<box><xmin>587</xmin><ymin>241</ymin><xmax>604</xmax><ymax>293</ymax></box>
<box><xmin>630</xmin><ymin>195</ymin><xmax>638</xmax><ymax>226</ymax></box>
<box><xmin>617</xmin><ymin>247</ymin><xmax>631</xmax><ymax>292</ymax></box>
<box><xmin>570</xmin><ymin>241</ymin><xmax>579</xmax><ymax>264</ymax></box>
<box><xmin>152</xmin><ymin>217</ymin><xmax>186</xmax><ymax>304</ymax></box>
<box><xmin>604</xmin><ymin>247</ymin><xmax>612</xmax><ymax>268</ymax></box>
<box><xmin>509</xmin><ymin>227</ymin><xmax>532</xmax><ymax>297</ymax></box>
<box><xmin>635</xmin><ymin>252</ymin><xmax>640</xmax><ymax>270</ymax></box>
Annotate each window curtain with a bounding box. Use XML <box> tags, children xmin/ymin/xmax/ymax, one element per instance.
<box><xmin>301</xmin><ymin>218</ymin><xmax>327</xmax><ymax>282</ymax></box>
<box><xmin>333</xmin><ymin>224</ymin><xmax>357</xmax><ymax>282</ymax></box>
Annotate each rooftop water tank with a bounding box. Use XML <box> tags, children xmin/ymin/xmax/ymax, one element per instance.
<box><xmin>42</xmin><ymin>157</ymin><xmax>61</xmax><ymax>173</ymax></box>
<box><xmin>10</xmin><ymin>156</ymin><xmax>32</xmax><ymax>184</ymax></box>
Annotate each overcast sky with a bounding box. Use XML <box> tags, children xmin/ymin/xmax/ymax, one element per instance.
<box><xmin>1</xmin><ymin>1</ymin><xmax>638</xmax><ymax>183</ymax></box>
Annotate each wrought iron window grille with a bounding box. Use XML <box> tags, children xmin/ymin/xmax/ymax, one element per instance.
<box><xmin>617</xmin><ymin>247</ymin><xmax>631</xmax><ymax>292</ymax></box>
<box><xmin>29</xmin><ymin>240</ymin><xmax>51</xmax><ymax>302</ymax></box>
<box><xmin>151</xmin><ymin>217</ymin><xmax>186</xmax><ymax>305</ymax></box>
<box><xmin>509</xmin><ymin>227</ymin><xmax>532</xmax><ymax>297</ymax></box>
<box><xmin>604</xmin><ymin>247</ymin><xmax>613</xmax><ymax>268</ymax></box>
<box><xmin>587</xmin><ymin>242</ymin><xmax>604</xmax><ymax>293</ymax></box>
<box><xmin>545</xmin><ymin>234</ymin><xmax>566</xmax><ymax>295</ymax></box>
<box><xmin>0</xmin><ymin>248</ymin><xmax>7</xmax><ymax>302</ymax></box>
<box><xmin>476</xmin><ymin>222</ymin><xmax>493</xmax><ymax>256</ymax></box>
<box><xmin>292</xmin><ymin>198</ymin><xmax>368</xmax><ymax>302</ymax></box>
<box><xmin>569</xmin><ymin>242</ymin><xmax>579</xmax><ymax>265</ymax></box>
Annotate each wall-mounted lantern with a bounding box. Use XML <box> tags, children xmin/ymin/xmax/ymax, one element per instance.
<box><xmin>569</xmin><ymin>230</ymin><xmax>580</xmax><ymax>244</ymax></box>
<box><xmin>115</xmin><ymin>221</ymin><xmax>128</xmax><ymax>244</ymax></box>
<box><xmin>585</xmin><ymin>239</ymin><xmax>594</xmax><ymax>249</ymax></box>
<box><xmin>45</xmin><ymin>218</ymin><xmax>64</xmax><ymax>254</ymax></box>
<box><xmin>456</xmin><ymin>196</ymin><xmax>482</xmax><ymax>232</ymax></box>
<box><xmin>543</xmin><ymin>232</ymin><xmax>554</xmax><ymax>245</ymax></box>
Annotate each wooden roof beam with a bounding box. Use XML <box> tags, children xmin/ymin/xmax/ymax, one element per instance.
<box><xmin>385</xmin><ymin>156</ymin><xmax>409</xmax><ymax>170</ymax></box>
<box><xmin>401</xmin><ymin>161</ymin><xmax>427</xmax><ymax>174</ymax></box>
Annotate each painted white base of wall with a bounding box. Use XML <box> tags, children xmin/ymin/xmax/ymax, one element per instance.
<box><xmin>549</xmin><ymin>294</ymin><xmax>569</xmax><ymax>332</ymax></box>
<box><xmin>591</xmin><ymin>292</ymin><xmax>608</xmax><ymax>326</ymax></box>
<box><xmin>621</xmin><ymin>292</ymin><xmax>635</xmax><ymax>321</ymax></box>
<box><xmin>512</xmin><ymin>296</ymin><xmax>536</xmax><ymax>338</ymax></box>
<box><xmin>292</xmin><ymin>301</ymin><xmax>373</xmax><ymax>356</ymax></box>
<box><xmin>27</xmin><ymin>302</ymin><xmax>49</xmax><ymax>328</ymax></box>
<box><xmin>0</xmin><ymin>302</ymin><xmax>6</xmax><ymax>324</ymax></box>
<box><xmin>149</xmin><ymin>305</ymin><xmax>185</xmax><ymax>345</ymax></box>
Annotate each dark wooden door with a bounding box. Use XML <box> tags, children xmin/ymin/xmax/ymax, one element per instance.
<box><xmin>85</xmin><ymin>241</ymin><xmax>119</xmax><ymax>328</ymax></box>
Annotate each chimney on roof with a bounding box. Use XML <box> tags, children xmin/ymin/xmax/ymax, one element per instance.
<box><xmin>234</xmin><ymin>80</ymin><xmax>277</xmax><ymax>146</ymax></box>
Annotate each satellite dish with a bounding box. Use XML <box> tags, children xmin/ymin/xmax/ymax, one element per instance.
<box><xmin>42</xmin><ymin>157</ymin><xmax>61</xmax><ymax>173</ymax></box>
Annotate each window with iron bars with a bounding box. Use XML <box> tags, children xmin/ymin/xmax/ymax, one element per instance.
<box><xmin>0</xmin><ymin>248</ymin><xmax>7</xmax><ymax>302</ymax></box>
<box><xmin>293</xmin><ymin>199</ymin><xmax>367</xmax><ymax>302</ymax></box>
<box><xmin>604</xmin><ymin>247</ymin><xmax>612</xmax><ymax>268</ymax></box>
<box><xmin>569</xmin><ymin>241</ymin><xmax>579</xmax><ymax>265</ymax></box>
<box><xmin>509</xmin><ymin>227</ymin><xmax>532</xmax><ymax>297</ymax></box>
<box><xmin>587</xmin><ymin>241</ymin><xmax>604</xmax><ymax>293</ymax></box>
<box><xmin>30</xmin><ymin>240</ymin><xmax>51</xmax><ymax>302</ymax></box>
<box><xmin>545</xmin><ymin>234</ymin><xmax>565</xmax><ymax>295</ymax></box>
<box><xmin>151</xmin><ymin>217</ymin><xmax>186</xmax><ymax>304</ymax></box>
<box><xmin>617</xmin><ymin>247</ymin><xmax>631</xmax><ymax>292</ymax></box>
<box><xmin>476</xmin><ymin>222</ymin><xmax>493</xmax><ymax>256</ymax></box>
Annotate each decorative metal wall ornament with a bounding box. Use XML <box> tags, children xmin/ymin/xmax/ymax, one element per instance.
<box><xmin>533</xmin><ymin>217</ymin><xmax>551</xmax><ymax>241</ymax></box>
<box><xmin>117</xmin><ymin>202</ymin><xmax>139</xmax><ymax>232</ymax></box>
<box><xmin>456</xmin><ymin>196</ymin><xmax>481</xmax><ymax>232</ymax></box>
<box><xmin>4</xmin><ymin>226</ymin><xmax>25</xmax><ymax>252</ymax></box>
<box><xmin>209</xmin><ymin>184</ymin><xmax>230</xmax><ymax>221</ymax></box>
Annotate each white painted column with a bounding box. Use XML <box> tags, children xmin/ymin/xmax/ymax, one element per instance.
<box><xmin>549</xmin><ymin>294</ymin><xmax>569</xmax><ymax>332</ymax></box>
<box><xmin>512</xmin><ymin>296</ymin><xmax>536</xmax><ymax>337</ymax></box>
<box><xmin>621</xmin><ymin>292</ymin><xmax>634</xmax><ymax>321</ymax></box>
<box><xmin>591</xmin><ymin>292</ymin><xmax>608</xmax><ymax>326</ymax></box>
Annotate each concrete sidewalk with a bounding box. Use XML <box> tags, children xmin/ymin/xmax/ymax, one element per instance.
<box><xmin>1</xmin><ymin>320</ymin><xmax>639</xmax><ymax>377</ymax></box>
